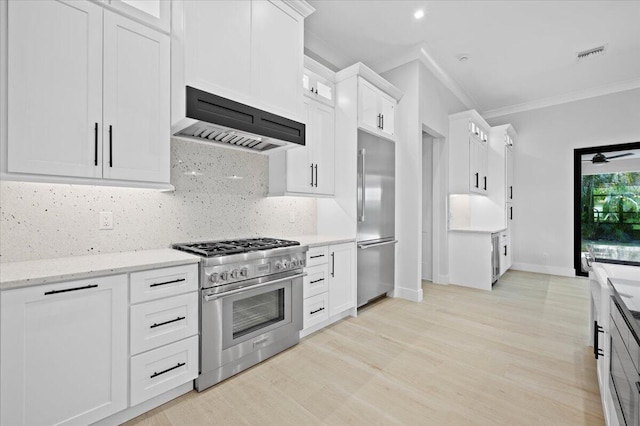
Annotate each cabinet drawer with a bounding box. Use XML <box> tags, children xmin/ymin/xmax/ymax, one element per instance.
<box><xmin>303</xmin><ymin>293</ymin><xmax>329</xmax><ymax>329</ymax></box>
<box><xmin>304</xmin><ymin>264</ymin><xmax>329</xmax><ymax>298</ymax></box>
<box><xmin>130</xmin><ymin>335</ymin><xmax>198</xmax><ymax>406</ymax></box>
<box><xmin>306</xmin><ymin>246</ymin><xmax>329</xmax><ymax>267</ymax></box>
<box><xmin>130</xmin><ymin>292</ymin><xmax>199</xmax><ymax>355</ymax></box>
<box><xmin>130</xmin><ymin>264</ymin><xmax>198</xmax><ymax>303</ymax></box>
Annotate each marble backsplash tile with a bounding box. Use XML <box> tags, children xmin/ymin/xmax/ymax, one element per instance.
<box><xmin>0</xmin><ymin>139</ymin><xmax>317</xmax><ymax>262</ymax></box>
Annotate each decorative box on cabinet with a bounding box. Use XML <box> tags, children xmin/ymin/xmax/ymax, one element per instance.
<box><xmin>300</xmin><ymin>242</ymin><xmax>356</xmax><ymax>338</ymax></box>
<box><xmin>1</xmin><ymin>275</ymin><xmax>128</xmax><ymax>426</ymax></box>
<box><xmin>2</xmin><ymin>0</ymin><xmax>172</xmax><ymax>190</ymax></box>
<box><xmin>303</xmin><ymin>56</ymin><xmax>335</xmax><ymax>106</ymax></box>
<box><xmin>172</xmin><ymin>0</ymin><xmax>314</xmax><ymax>126</ymax></box>
<box><xmin>449</xmin><ymin>110</ymin><xmax>490</xmax><ymax>195</ymax></box>
<box><xmin>358</xmin><ymin>77</ymin><xmax>396</xmax><ymax>141</ymax></box>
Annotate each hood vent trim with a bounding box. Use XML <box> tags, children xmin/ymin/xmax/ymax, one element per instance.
<box><xmin>174</xmin><ymin>86</ymin><xmax>305</xmax><ymax>153</ymax></box>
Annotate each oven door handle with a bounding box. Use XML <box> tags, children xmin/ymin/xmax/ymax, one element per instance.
<box><xmin>203</xmin><ymin>272</ymin><xmax>307</xmax><ymax>302</ymax></box>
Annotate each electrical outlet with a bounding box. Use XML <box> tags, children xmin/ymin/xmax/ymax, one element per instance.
<box><xmin>99</xmin><ymin>211</ymin><xmax>114</xmax><ymax>230</ymax></box>
<box><xmin>289</xmin><ymin>212</ymin><xmax>296</xmax><ymax>223</ymax></box>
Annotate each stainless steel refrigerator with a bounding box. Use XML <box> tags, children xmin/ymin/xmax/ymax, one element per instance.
<box><xmin>356</xmin><ymin>130</ymin><xmax>396</xmax><ymax>307</ymax></box>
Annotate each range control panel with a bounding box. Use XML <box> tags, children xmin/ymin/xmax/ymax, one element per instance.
<box><xmin>203</xmin><ymin>254</ymin><xmax>306</xmax><ymax>288</ymax></box>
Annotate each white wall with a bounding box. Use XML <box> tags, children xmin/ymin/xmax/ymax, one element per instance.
<box><xmin>487</xmin><ymin>89</ymin><xmax>640</xmax><ymax>276</ymax></box>
<box><xmin>0</xmin><ymin>139</ymin><xmax>317</xmax><ymax>263</ymax></box>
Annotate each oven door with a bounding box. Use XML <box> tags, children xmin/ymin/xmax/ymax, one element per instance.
<box><xmin>200</xmin><ymin>271</ymin><xmax>304</xmax><ymax>374</ymax></box>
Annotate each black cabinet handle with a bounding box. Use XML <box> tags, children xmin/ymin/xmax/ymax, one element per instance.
<box><xmin>593</xmin><ymin>321</ymin><xmax>605</xmax><ymax>359</ymax></box>
<box><xmin>94</xmin><ymin>122</ymin><xmax>98</xmax><ymax>166</ymax></box>
<box><xmin>108</xmin><ymin>125</ymin><xmax>113</xmax><ymax>167</ymax></box>
<box><xmin>150</xmin><ymin>316</ymin><xmax>186</xmax><ymax>329</ymax></box>
<box><xmin>331</xmin><ymin>252</ymin><xmax>335</xmax><ymax>277</ymax></box>
<box><xmin>377</xmin><ymin>113</ymin><xmax>382</xmax><ymax>129</ymax></box>
<box><xmin>310</xmin><ymin>254</ymin><xmax>325</xmax><ymax>259</ymax></box>
<box><xmin>150</xmin><ymin>278</ymin><xmax>186</xmax><ymax>288</ymax></box>
<box><xmin>475</xmin><ymin>173</ymin><xmax>479</xmax><ymax>188</ymax></box>
<box><xmin>509</xmin><ymin>185</ymin><xmax>513</xmax><ymax>200</ymax></box>
<box><xmin>150</xmin><ymin>362</ymin><xmax>185</xmax><ymax>379</ymax></box>
<box><xmin>310</xmin><ymin>307</ymin><xmax>325</xmax><ymax>315</ymax></box>
<box><xmin>483</xmin><ymin>176</ymin><xmax>487</xmax><ymax>191</ymax></box>
<box><xmin>381</xmin><ymin>114</ymin><xmax>384</xmax><ymax>130</ymax></box>
<box><xmin>504</xmin><ymin>245</ymin><xmax>507</xmax><ymax>256</ymax></box>
<box><xmin>310</xmin><ymin>278</ymin><xmax>325</xmax><ymax>284</ymax></box>
<box><xmin>510</xmin><ymin>206</ymin><xmax>513</xmax><ymax>220</ymax></box>
<box><xmin>45</xmin><ymin>284</ymin><xmax>98</xmax><ymax>296</ymax></box>
<box><xmin>310</xmin><ymin>163</ymin><xmax>314</xmax><ymax>187</ymax></box>
<box><xmin>314</xmin><ymin>164</ymin><xmax>318</xmax><ymax>187</ymax></box>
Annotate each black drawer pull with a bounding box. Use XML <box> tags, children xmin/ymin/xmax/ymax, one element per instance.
<box><xmin>310</xmin><ymin>307</ymin><xmax>325</xmax><ymax>315</ymax></box>
<box><xmin>150</xmin><ymin>278</ymin><xmax>186</xmax><ymax>288</ymax></box>
<box><xmin>483</xmin><ymin>176</ymin><xmax>487</xmax><ymax>191</ymax></box>
<box><xmin>108</xmin><ymin>125</ymin><xmax>113</xmax><ymax>167</ymax></box>
<box><xmin>150</xmin><ymin>362</ymin><xmax>185</xmax><ymax>379</ymax></box>
<box><xmin>150</xmin><ymin>316</ymin><xmax>186</xmax><ymax>329</ymax></box>
<box><xmin>504</xmin><ymin>245</ymin><xmax>507</xmax><ymax>256</ymax></box>
<box><xmin>310</xmin><ymin>278</ymin><xmax>325</xmax><ymax>284</ymax></box>
<box><xmin>310</xmin><ymin>254</ymin><xmax>325</xmax><ymax>259</ymax></box>
<box><xmin>45</xmin><ymin>284</ymin><xmax>98</xmax><ymax>295</ymax></box>
<box><xmin>94</xmin><ymin>122</ymin><xmax>98</xmax><ymax>166</ymax></box>
<box><xmin>475</xmin><ymin>172</ymin><xmax>479</xmax><ymax>188</ymax></box>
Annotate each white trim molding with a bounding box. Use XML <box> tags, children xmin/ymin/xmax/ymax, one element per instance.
<box><xmin>511</xmin><ymin>263</ymin><xmax>576</xmax><ymax>278</ymax></box>
<box><xmin>281</xmin><ymin>0</ymin><xmax>315</xmax><ymax>18</ymax></box>
<box><xmin>482</xmin><ymin>77</ymin><xmax>640</xmax><ymax>119</ymax></box>
<box><xmin>392</xmin><ymin>286</ymin><xmax>424</xmax><ymax>303</ymax></box>
<box><xmin>335</xmin><ymin>62</ymin><xmax>404</xmax><ymax>101</ymax></box>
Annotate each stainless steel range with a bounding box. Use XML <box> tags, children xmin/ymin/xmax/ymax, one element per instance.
<box><xmin>172</xmin><ymin>238</ymin><xmax>307</xmax><ymax>391</ymax></box>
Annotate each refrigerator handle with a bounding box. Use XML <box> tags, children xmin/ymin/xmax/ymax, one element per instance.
<box><xmin>358</xmin><ymin>149</ymin><xmax>366</xmax><ymax>222</ymax></box>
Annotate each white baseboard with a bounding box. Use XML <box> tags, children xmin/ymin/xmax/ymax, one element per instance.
<box><xmin>511</xmin><ymin>262</ymin><xmax>576</xmax><ymax>277</ymax></box>
<box><xmin>431</xmin><ymin>274</ymin><xmax>449</xmax><ymax>285</ymax></box>
<box><xmin>393</xmin><ymin>286</ymin><xmax>423</xmax><ymax>302</ymax></box>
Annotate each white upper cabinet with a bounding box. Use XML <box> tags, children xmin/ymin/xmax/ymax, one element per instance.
<box><xmin>4</xmin><ymin>0</ymin><xmax>171</xmax><ymax>189</ymax></box>
<box><xmin>506</xmin><ymin>143</ymin><xmax>514</xmax><ymax>202</ymax></box>
<box><xmin>7</xmin><ymin>0</ymin><xmax>103</xmax><ymax>179</ymax></box>
<box><xmin>357</xmin><ymin>77</ymin><xmax>396</xmax><ymax>141</ymax></box>
<box><xmin>102</xmin><ymin>10</ymin><xmax>170</xmax><ymax>183</ymax></box>
<box><xmin>105</xmin><ymin>0</ymin><xmax>171</xmax><ymax>32</ymax></box>
<box><xmin>178</xmin><ymin>0</ymin><xmax>313</xmax><ymax>123</ymax></box>
<box><xmin>448</xmin><ymin>110</ymin><xmax>490</xmax><ymax>195</ymax></box>
<box><xmin>270</xmin><ymin>96</ymin><xmax>335</xmax><ymax>196</ymax></box>
<box><xmin>303</xmin><ymin>69</ymin><xmax>335</xmax><ymax>106</ymax></box>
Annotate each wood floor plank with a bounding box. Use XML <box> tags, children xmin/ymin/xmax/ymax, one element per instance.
<box><xmin>125</xmin><ymin>270</ymin><xmax>603</xmax><ymax>425</ymax></box>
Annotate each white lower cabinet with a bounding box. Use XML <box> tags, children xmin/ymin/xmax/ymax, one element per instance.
<box><xmin>0</xmin><ymin>275</ymin><xmax>128</xmax><ymax>426</ymax></box>
<box><xmin>301</xmin><ymin>242</ymin><xmax>356</xmax><ymax>337</ymax></box>
<box><xmin>0</xmin><ymin>262</ymin><xmax>199</xmax><ymax>425</ymax></box>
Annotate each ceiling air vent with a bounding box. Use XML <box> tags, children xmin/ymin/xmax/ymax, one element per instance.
<box><xmin>577</xmin><ymin>45</ymin><xmax>606</xmax><ymax>62</ymax></box>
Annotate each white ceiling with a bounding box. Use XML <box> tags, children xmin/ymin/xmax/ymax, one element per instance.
<box><xmin>304</xmin><ymin>1</ymin><xmax>640</xmax><ymax>116</ymax></box>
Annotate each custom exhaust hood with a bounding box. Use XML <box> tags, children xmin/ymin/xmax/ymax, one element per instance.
<box><xmin>172</xmin><ymin>87</ymin><xmax>306</xmax><ymax>154</ymax></box>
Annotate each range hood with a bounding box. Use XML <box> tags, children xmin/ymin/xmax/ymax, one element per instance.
<box><xmin>172</xmin><ymin>87</ymin><xmax>305</xmax><ymax>154</ymax></box>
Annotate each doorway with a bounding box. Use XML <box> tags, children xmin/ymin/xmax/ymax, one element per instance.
<box><xmin>422</xmin><ymin>132</ymin><xmax>434</xmax><ymax>281</ymax></box>
<box><xmin>574</xmin><ymin>141</ymin><xmax>640</xmax><ymax>276</ymax></box>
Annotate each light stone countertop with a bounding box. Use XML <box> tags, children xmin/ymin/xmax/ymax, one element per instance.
<box><xmin>0</xmin><ymin>249</ymin><xmax>201</xmax><ymax>291</ymax></box>
<box><xmin>448</xmin><ymin>227</ymin><xmax>507</xmax><ymax>234</ymax></box>
<box><xmin>290</xmin><ymin>235</ymin><xmax>356</xmax><ymax>248</ymax></box>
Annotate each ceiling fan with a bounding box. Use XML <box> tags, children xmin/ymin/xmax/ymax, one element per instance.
<box><xmin>583</xmin><ymin>152</ymin><xmax>634</xmax><ymax>164</ymax></box>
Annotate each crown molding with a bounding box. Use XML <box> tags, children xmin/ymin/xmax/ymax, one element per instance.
<box><xmin>482</xmin><ymin>77</ymin><xmax>640</xmax><ymax>119</ymax></box>
<box><xmin>282</xmin><ymin>0</ymin><xmax>315</xmax><ymax>18</ymax></box>
<box><xmin>335</xmin><ymin>62</ymin><xmax>404</xmax><ymax>102</ymax></box>
<box><xmin>304</xmin><ymin>55</ymin><xmax>336</xmax><ymax>82</ymax></box>
<box><xmin>372</xmin><ymin>43</ymin><xmax>478</xmax><ymax>111</ymax></box>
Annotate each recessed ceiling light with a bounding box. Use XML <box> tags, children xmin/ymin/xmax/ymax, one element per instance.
<box><xmin>414</xmin><ymin>9</ymin><xmax>425</xmax><ymax>20</ymax></box>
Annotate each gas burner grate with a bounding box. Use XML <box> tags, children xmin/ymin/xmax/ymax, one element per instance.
<box><xmin>172</xmin><ymin>237</ymin><xmax>300</xmax><ymax>257</ymax></box>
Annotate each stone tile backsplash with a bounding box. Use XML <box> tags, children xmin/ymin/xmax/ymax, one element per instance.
<box><xmin>0</xmin><ymin>139</ymin><xmax>316</xmax><ymax>262</ymax></box>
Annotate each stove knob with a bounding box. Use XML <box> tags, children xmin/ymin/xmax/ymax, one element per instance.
<box><xmin>240</xmin><ymin>267</ymin><xmax>249</xmax><ymax>278</ymax></box>
<box><xmin>282</xmin><ymin>259</ymin><xmax>290</xmax><ymax>269</ymax></box>
<box><xmin>230</xmin><ymin>269</ymin><xmax>239</xmax><ymax>279</ymax></box>
<box><xmin>219</xmin><ymin>271</ymin><xmax>228</xmax><ymax>281</ymax></box>
<box><xmin>209</xmin><ymin>272</ymin><xmax>219</xmax><ymax>283</ymax></box>
<box><xmin>275</xmin><ymin>261</ymin><xmax>283</xmax><ymax>270</ymax></box>
<box><xmin>290</xmin><ymin>258</ymin><xmax>299</xmax><ymax>267</ymax></box>
<box><xmin>299</xmin><ymin>257</ymin><xmax>305</xmax><ymax>267</ymax></box>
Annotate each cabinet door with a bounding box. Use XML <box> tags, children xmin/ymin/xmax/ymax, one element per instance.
<box><xmin>7</xmin><ymin>0</ymin><xmax>103</xmax><ymax>178</ymax></box>
<box><xmin>1</xmin><ymin>275</ymin><xmax>128</xmax><ymax>426</ymax></box>
<box><xmin>285</xmin><ymin>98</ymin><xmax>313</xmax><ymax>193</ymax></box>
<box><xmin>312</xmin><ymin>102</ymin><xmax>335</xmax><ymax>196</ymax></box>
<box><xmin>358</xmin><ymin>78</ymin><xmax>381</xmax><ymax>135</ymax></box>
<box><xmin>479</xmin><ymin>141</ymin><xmax>488</xmax><ymax>194</ymax></box>
<box><xmin>469</xmin><ymin>138</ymin><xmax>481</xmax><ymax>193</ymax></box>
<box><xmin>328</xmin><ymin>243</ymin><xmax>356</xmax><ymax>316</ymax></box>
<box><xmin>379</xmin><ymin>94</ymin><xmax>396</xmax><ymax>140</ymax></box>
<box><xmin>102</xmin><ymin>10</ymin><xmax>170</xmax><ymax>183</ymax></box>
<box><xmin>251</xmin><ymin>0</ymin><xmax>303</xmax><ymax>120</ymax></box>
<box><xmin>106</xmin><ymin>0</ymin><xmax>170</xmax><ymax>32</ymax></box>
<box><xmin>506</xmin><ymin>146</ymin><xmax>514</xmax><ymax>201</ymax></box>
<box><xmin>183</xmin><ymin>0</ymin><xmax>251</xmax><ymax>102</ymax></box>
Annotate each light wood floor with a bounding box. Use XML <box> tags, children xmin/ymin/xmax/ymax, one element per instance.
<box><xmin>126</xmin><ymin>271</ymin><xmax>604</xmax><ymax>425</ymax></box>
